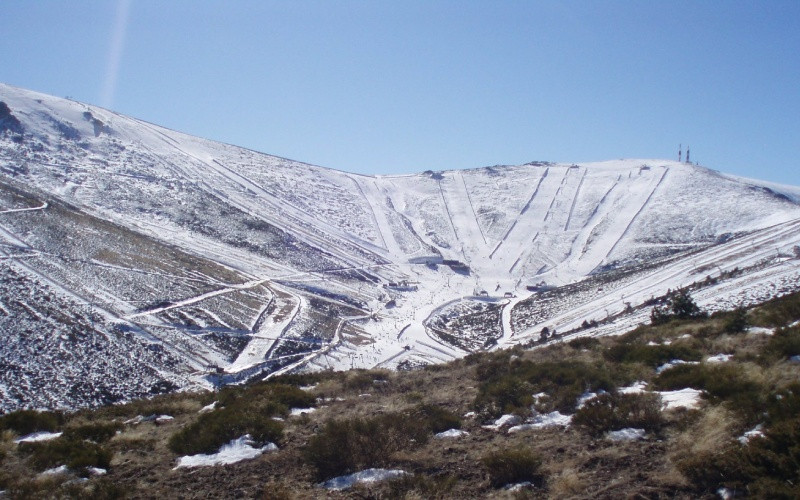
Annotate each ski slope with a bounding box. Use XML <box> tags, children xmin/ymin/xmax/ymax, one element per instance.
<box><xmin>1</xmin><ymin>83</ymin><xmax>800</xmax><ymax>410</ymax></box>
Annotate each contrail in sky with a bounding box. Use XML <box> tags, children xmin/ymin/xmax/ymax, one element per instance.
<box><xmin>100</xmin><ymin>0</ymin><xmax>132</xmax><ymax>108</ymax></box>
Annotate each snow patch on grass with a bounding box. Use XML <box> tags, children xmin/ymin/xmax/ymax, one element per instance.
<box><xmin>320</xmin><ymin>468</ymin><xmax>407</xmax><ymax>490</ymax></box>
<box><xmin>657</xmin><ymin>388</ymin><xmax>703</xmax><ymax>410</ymax></box>
<box><xmin>174</xmin><ymin>435</ymin><xmax>277</xmax><ymax>469</ymax></box>
<box><xmin>434</xmin><ymin>428</ymin><xmax>469</xmax><ymax>439</ymax></box>
<box><xmin>606</xmin><ymin>428</ymin><xmax>646</xmax><ymax>441</ymax></box>
<box><xmin>508</xmin><ymin>411</ymin><xmax>572</xmax><ymax>433</ymax></box>
<box><xmin>13</xmin><ymin>431</ymin><xmax>62</xmax><ymax>443</ymax></box>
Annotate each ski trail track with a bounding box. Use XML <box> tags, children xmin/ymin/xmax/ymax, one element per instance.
<box><xmin>510</xmin><ymin>167</ymin><xmax>584</xmax><ymax>275</ymax></box>
<box><xmin>0</xmin><ymin>202</ymin><xmax>48</xmax><ymax>215</ymax></box>
<box><xmin>436</xmin><ymin>179</ymin><xmax>460</xmax><ymax>252</ymax></box>
<box><xmin>564</xmin><ymin>169</ymin><xmax>587</xmax><ymax>231</ymax></box>
<box><xmin>457</xmin><ymin>171</ymin><xmax>488</xmax><ymax>246</ymax></box>
<box><xmin>125</xmin><ymin>278</ymin><xmax>269</xmax><ymax>320</ymax></box>
<box><xmin>493</xmin><ymin>168</ymin><xmax>566</xmax><ymax>272</ymax></box>
<box><xmin>354</xmin><ymin>177</ymin><xmax>405</xmax><ymax>260</ymax></box>
<box><xmin>135</xmin><ymin>122</ymin><xmax>385</xmax><ymax>271</ymax></box>
<box><xmin>600</xmin><ymin>166</ymin><xmax>670</xmax><ymax>265</ymax></box>
<box><xmin>439</xmin><ymin>171</ymin><xmax>490</xmax><ymax>263</ymax></box>
<box><xmin>489</xmin><ymin>168</ymin><xmax>549</xmax><ymax>260</ymax></box>
<box><xmin>349</xmin><ymin>177</ymin><xmax>388</xmax><ymax>251</ymax></box>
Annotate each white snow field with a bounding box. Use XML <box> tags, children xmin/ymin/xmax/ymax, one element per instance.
<box><xmin>2</xmin><ymin>82</ymin><xmax>800</xmax><ymax>410</ymax></box>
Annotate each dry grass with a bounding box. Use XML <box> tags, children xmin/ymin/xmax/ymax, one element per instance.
<box><xmin>670</xmin><ymin>405</ymin><xmax>740</xmax><ymax>460</ymax></box>
<box><xmin>547</xmin><ymin>467</ymin><xmax>586</xmax><ymax>497</ymax></box>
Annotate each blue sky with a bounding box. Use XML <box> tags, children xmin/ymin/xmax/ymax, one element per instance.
<box><xmin>3</xmin><ymin>1</ymin><xmax>799</xmax><ymax>185</ymax></box>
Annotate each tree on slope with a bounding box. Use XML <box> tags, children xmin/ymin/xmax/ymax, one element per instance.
<box><xmin>651</xmin><ymin>289</ymin><xmax>706</xmax><ymax>325</ymax></box>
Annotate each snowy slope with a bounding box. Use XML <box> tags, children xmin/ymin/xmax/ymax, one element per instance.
<box><xmin>1</xmin><ymin>83</ymin><xmax>800</xmax><ymax>410</ymax></box>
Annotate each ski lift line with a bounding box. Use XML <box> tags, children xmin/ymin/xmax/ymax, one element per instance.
<box><xmin>457</xmin><ymin>171</ymin><xmax>488</xmax><ymax>246</ymax></box>
<box><xmin>136</xmin><ymin>121</ymin><xmax>379</xmax><ymax>270</ymax></box>
<box><xmin>436</xmin><ymin>178</ymin><xmax>460</xmax><ymax>244</ymax></box>
<box><xmin>489</xmin><ymin>168</ymin><xmax>549</xmax><ymax>259</ymax></box>
<box><xmin>601</xmin><ymin>167</ymin><xmax>670</xmax><ymax>265</ymax></box>
<box><xmin>564</xmin><ymin>168</ymin><xmax>588</xmax><ymax>231</ymax></box>
<box><xmin>349</xmin><ymin>176</ymin><xmax>388</xmax><ymax>251</ymax></box>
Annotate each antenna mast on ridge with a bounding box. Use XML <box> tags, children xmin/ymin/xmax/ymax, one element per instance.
<box><xmin>686</xmin><ymin>146</ymin><xmax>690</xmax><ymax>164</ymax></box>
<box><xmin>678</xmin><ymin>144</ymin><xmax>682</xmax><ymax>162</ymax></box>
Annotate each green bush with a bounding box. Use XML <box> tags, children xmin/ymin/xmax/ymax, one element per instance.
<box><xmin>63</xmin><ymin>421</ymin><xmax>123</xmax><ymax>443</ymax></box>
<box><xmin>604</xmin><ymin>342</ymin><xmax>702</xmax><ymax>367</ymax></box>
<box><xmin>652</xmin><ymin>364</ymin><xmax>764</xmax><ymax>422</ymax></box>
<box><xmin>573</xmin><ymin>392</ymin><xmax>663</xmax><ymax>437</ymax></box>
<box><xmin>303</xmin><ymin>412</ymin><xmax>430</xmax><ymax>481</ymax></box>
<box><xmin>18</xmin><ymin>437</ymin><xmax>112</xmax><ymax>474</ymax></box>
<box><xmin>750</xmin><ymin>291</ymin><xmax>800</xmax><ymax>327</ymax></box>
<box><xmin>0</xmin><ymin>409</ymin><xmax>64</xmax><ymax>435</ymax></box>
<box><xmin>481</xmin><ymin>447</ymin><xmax>543</xmax><ymax>488</ymax></box>
<box><xmin>723</xmin><ymin>307</ymin><xmax>749</xmax><ymax>333</ymax></box>
<box><xmin>168</xmin><ymin>406</ymin><xmax>283</xmax><ymax>456</ymax></box>
<box><xmin>678</xmin><ymin>416</ymin><xmax>800</xmax><ymax>497</ymax></box>
<box><xmin>474</xmin><ymin>360</ymin><xmax>620</xmax><ymax>416</ymax></box>
<box><xmin>413</xmin><ymin>404</ymin><xmax>462</xmax><ymax>433</ymax></box>
<box><xmin>217</xmin><ymin>382</ymin><xmax>315</xmax><ymax>410</ymax></box>
<box><xmin>650</xmin><ymin>363</ymin><xmax>706</xmax><ymax>391</ymax></box>
<box><xmin>343</xmin><ymin>369</ymin><xmax>390</xmax><ymax>391</ymax></box>
<box><xmin>568</xmin><ymin>337</ymin><xmax>601</xmax><ymax>350</ymax></box>
<box><xmin>763</xmin><ymin>326</ymin><xmax>800</xmax><ymax>361</ymax></box>
<box><xmin>766</xmin><ymin>383</ymin><xmax>800</xmax><ymax>425</ymax></box>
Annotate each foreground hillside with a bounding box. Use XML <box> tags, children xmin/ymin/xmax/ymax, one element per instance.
<box><xmin>2</xmin><ymin>83</ymin><xmax>800</xmax><ymax>411</ymax></box>
<box><xmin>2</xmin><ymin>291</ymin><xmax>799</xmax><ymax>498</ymax></box>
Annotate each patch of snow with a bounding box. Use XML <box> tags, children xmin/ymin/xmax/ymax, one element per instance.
<box><xmin>199</xmin><ymin>401</ymin><xmax>218</xmax><ymax>413</ymax></box>
<box><xmin>434</xmin><ymin>428</ymin><xmax>469</xmax><ymax>439</ymax></box>
<box><xmin>747</xmin><ymin>326</ymin><xmax>774</xmax><ymax>336</ymax></box>
<box><xmin>706</xmin><ymin>354</ymin><xmax>733</xmax><ymax>363</ymax></box>
<box><xmin>174</xmin><ymin>435</ymin><xmax>277</xmax><ymax>469</ymax></box>
<box><xmin>40</xmin><ymin>465</ymin><xmax>69</xmax><ymax>476</ymax></box>
<box><xmin>290</xmin><ymin>407</ymin><xmax>316</xmax><ymax>417</ymax></box>
<box><xmin>656</xmin><ymin>359</ymin><xmax>698</xmax><ymax>374</ymax></box>
<box><xmin>14</xmin><ymin>431</ymin><xmax>62</xmax><ymax>443</ymax></box>
<box><xmin>606</xmin><ymin>428</ymin><xmax>646</xmax><ymax>441</ymax></box>
<box><xmin>576</xmin><ymin>390</ymin><xmax>606</xmax><ymax>409</ymax></box>
<box><xmin>483</xmin><ymin>414</ymin><xmax>522</xmax><ymax>430</ymax></box>
<box><xmin>657</xmin><ymin>388</ymin><xmax>703</xmax><ymax>410</ymax></box>
<box><xmin>738</xmin><ymin>424</ymin><xmax>764</xmax><ymax>444</ymax></box>
<box><xmin>124</xmin><ymin>414</ymin><xmax>173</xmax><ymax>425</ymax></box>
<box><xmin>463</xmin><ymin>411</ymin><xmax>476</xmax><ymax>418</ymax></box>
<box><xmin>619</xmin><ymin>381</ymin><xmax>648</xmax><ymax>394</ymax></box>
<box><xmin>718</xmin><ymin>487</ymin><xmax>734</xmax><ymax>499</ymax></box>
<box><xmin>508</xmin><ymin>411</ymin><xmax>572</xmax><ymax>433</ymax></box>
<box><xmin>299</xmin><ymin>384</ymin><xmax>318</xmax><ymax>391</ymax></box>
<box><xmin>87</xmin><ymin>467</ymin><xmax>107</xmax><ymax>476</ymax></box>
<box><xmin>790</xmin><ymin>355</ymin><xmax>800</xmax><ymax>363</ymax></box>
<box><xmin>320</xmin><ymin>468</ymin><xmax>407</xmax><ymax>490</ymax></box>
<box><xmin>504</xmin><ymin>481</ymin><xmax>533</xmax><ymax>491</ymax></box>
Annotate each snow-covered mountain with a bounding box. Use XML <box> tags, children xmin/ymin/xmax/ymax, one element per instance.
<box><xmin>2</xmin><ymin>83</ymin><xmax>799</xmax><ymax>411</ymax></box>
